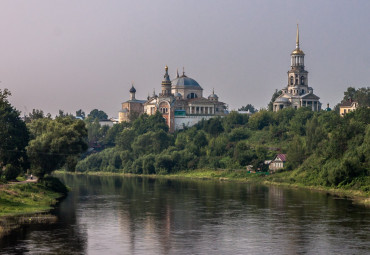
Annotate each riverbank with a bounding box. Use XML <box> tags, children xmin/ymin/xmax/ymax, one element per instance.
<box><xmin>55</xmin><ymin>169</ymin><xmax>370</xmax><ymax>206</ymax></box>
<box><xmin>0</xmin><ymin>181</ymin><xmax>64</xmax><ymax>217</ymax></box>
<box><xmin>0</xmin><ymin>177</ymin><xmax>67</xmax><ymax>237</ymax></box>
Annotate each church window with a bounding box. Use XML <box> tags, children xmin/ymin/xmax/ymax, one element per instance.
<box><xmin>301</xmin><ymin>76</ymin><xmax>305</xmax><ymax>85</ymax></box>
<box><xmin>187</xmin><ymin>93</ymin><xmax>198</xmax><ymax>99</ymax></box>
<box><xmin>290</xmin><ymin>76</ymin><xmax>293</xmax><ymax>85</ymax></box>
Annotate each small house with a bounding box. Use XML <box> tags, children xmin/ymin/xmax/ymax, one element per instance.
<box><xmin>269</xmin><ymin>154</ymin><xmax>287</xmax><ymax>171</ymax></box>
<box><xmin>339</xmin><ymin>99</ymin><xmax>358</xmax><ymax>116</ymax></box>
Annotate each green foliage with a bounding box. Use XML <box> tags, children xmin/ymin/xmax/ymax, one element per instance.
<box><xmin>132</xmin><ymin>130</ymin><xmax>173</xmax><ymax>156</ymax></box>
<box><xmin>87</xmin><ymin>109</ymin><xmax>108</xmax><ymax>121</ymax></box>
<box><xmin>286</xmin><ymin>136</ymin><xmax>306</xmax><ymax>170</ymax></box>
<box><xmin>0</xmin><ymin>89</ymin><xmax>30</xmax><ymax>181</ymax></box>
<box><xmin>73</xmin><ymin>99</ymin><xmax>369</xmax><ymax>191</ymax></box>
<box><xmin>343</xmin><ymin>86</ymin><xmax>370</xmax><ymax>107</ymax></box>
<box><xmin>38</xmin><ymin>176</ymin><xmax>68</xmax><ymax>195</ymax></box>
<box><xmin>248</xmin><ymin>110</ymin><xmax>274</xmax><ymax>130</ymax></box>
<box><xmin>2</xmin><ymin>164</ymin><xmax>21</xmax><ymax>181</ymax></box>
<box><xmin>27</xmin><ymin>117</ymin><xmax>88</xmax><ymax>178</ymax></box>
<box><xmin>132</xmin><ymin>112</ymin><xmax>168</xmax><ymax>135</ymax></box>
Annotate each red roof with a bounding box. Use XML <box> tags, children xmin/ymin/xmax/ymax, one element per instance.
<box><xmin>340</xmin><ymin>99</ymin><xmax>358</xmax><ymax>107</ymax></box>
<box><xmin>276</xmin><ymin>154</ymin><xmax>287</xmax><ymax>162</ymax></box>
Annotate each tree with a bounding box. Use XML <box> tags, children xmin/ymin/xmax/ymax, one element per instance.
<box><xmin>238</xmin><ymin>104</ymin><xmax>257</xmax><ymax>113</ymax></box>
<box><xmin>204</xmin><ymin>117</ymin><xmax>224</xmax><ymax>136</ymax></box>
<box><xmin>286</xmin><ymin>136</ymin><xmax>306</xmax><ymax>170</ymax></box>
<box><xmin>341</xmin><ymin>86</ymin><xmax>370</xmax><ymax>107</ymax></box>
<box><xmin>76</xmin><ymin>109</ymin><xmax>85</xmax><ymax>119</ymax></box>
<box><xmin>268</xmin><ymin>89</ymin><xmax>282</xmax><ymax>111</ymax></box>
<box><xmin>87</xmin><ymin>109</ymin><xmax>108</xmax><ymax>121</ymax></box>
<box><xmin>24</xmin><ymin>109</ymin><xmax>51</xmax><ymax>123</ymax></box>
<box><xmin>0</xmin><ymin>89</ymin><xmax>30</xmax><ymax>180</ymax></box>
<box><xmin>27</xmin><ymin>117</ymin><xmax>88</xmax><ymax>178</ymax></box>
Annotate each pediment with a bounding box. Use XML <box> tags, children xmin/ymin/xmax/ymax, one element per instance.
<box><xmin>301</xmin><ymin>93</ymin><xmax>320</xmax><ymax>100</ymax></box>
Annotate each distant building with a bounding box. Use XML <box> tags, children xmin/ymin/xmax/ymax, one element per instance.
<box><xmin>269</xmin><ymin>154</ymin><xmax>287</xmax><ymax>172</ymax></box>
<box><xmin>119</xmin><ymin>66</ymin><xmax>228</xmax><ymax>132</ymax></box>
<box><xmin>339</xmin><ymin>99</ymin><xmax>359</xmax><ymax>116</ymax></box>
<box><xmin>118</xmin><ymin>85</ymin><xmax>146</xmax><ymax>123</ymax></box>
<box><xmin>273</xmin><ymin>25</ymin><xmax>321</xmax><ymax>112</ymax></box>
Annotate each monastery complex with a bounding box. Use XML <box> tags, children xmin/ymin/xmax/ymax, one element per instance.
<box><xmin>119</xmin><ymin>25</ymin><xmax>322</xmax><ymax>131</ymax></box>
<box><xmin>119</xmin><ymin>67</ymin><xmax>228</xmax><ymax>132</ymax></box>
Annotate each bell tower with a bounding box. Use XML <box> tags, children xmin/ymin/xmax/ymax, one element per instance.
<box><xmin>287</xmin><ymin>24</ymin><xmax>308</xmax><ymax>92</ymax></box>
<box><xmin>161</xmin><ymin>65</ymin><xmax>172</xmax><ymax>96</ymax></box>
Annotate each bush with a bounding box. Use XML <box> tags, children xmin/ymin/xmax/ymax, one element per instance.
<box><xmin>2</xmin><ymin>164</ymin><xmax>21</xmax><ymax>181</ymax></box>
<box><xmin>38</xmin><ymin>176</ymin><xmax>68</xmax><ymax>195</ymax></box>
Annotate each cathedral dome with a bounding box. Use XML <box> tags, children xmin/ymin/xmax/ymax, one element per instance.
<box><xmin>208</xmin><ymin>89</ymin><xmax>218</xmax><ymax>101</ymax></box>
<box><xmin>129</xmin><ymin>86</ymin><xmax>136</xmax><ymax>93</ymax></box>
<box><xmin>172</xmin><ymin>75</ymin><xmax>201</xmax><ymax>88</ymax></box>
<box><xmin>208</xmin><ymin>93</ymin><xmax>218</xmax><ymax>99</ymax></box>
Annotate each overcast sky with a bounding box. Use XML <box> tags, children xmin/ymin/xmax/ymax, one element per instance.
<box><xmin>1</xmin><ymin>0</ymin><xmax>369</xmax><ymax>118</ymax></box>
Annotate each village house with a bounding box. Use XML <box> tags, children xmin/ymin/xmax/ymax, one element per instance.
<box><xmin>339</xmin><ymin>99</ymin><xmax>359</xmax><ymax>116</ymax></box>
<box><xmin>268</xmin><ymin>154</ymin><xmax>287</xmax><ymax>172</ymax></box>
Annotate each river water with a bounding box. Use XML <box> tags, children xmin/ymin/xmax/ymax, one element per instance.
<box><xmin>1</xmin><ymin>174</ymin><xmax>369</xmax><ymax>254</ymax></box>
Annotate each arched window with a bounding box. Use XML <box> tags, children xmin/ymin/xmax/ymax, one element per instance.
<box><xmin>301</xmin><ymin>76</ymin><xmax>305</xmax><ymax>85</ymax></box>
<box><xmin>187</xmin><ymin>93</ymin><xmax>198</xmax><ymax>99</ymax></box>
<box><xmin>290</xmin><ymin>76</ymin><xmax>293</xmax><ymax>85</ymax></box>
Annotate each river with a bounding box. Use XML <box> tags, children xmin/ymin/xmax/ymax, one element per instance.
<box><xmin>1</xmin><ymin>174</ymin><xmax>369</xmax><ymax>254</ymax></box>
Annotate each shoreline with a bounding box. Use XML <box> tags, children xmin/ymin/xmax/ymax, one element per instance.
<box><xmin>55</xmin><ymin>169</ymin><xmax>370</xmax><ymax>206</ymax></box>
<box><xmin>0</xmin><ymin>181</ymin><xmax>66</xmax><ymax>238</ymax></box>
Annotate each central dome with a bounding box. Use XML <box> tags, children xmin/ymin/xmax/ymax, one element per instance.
<box><xmin>172</xmin><ymin>75</ymin><xmax>201</xmax><ymax>88</ymax></box>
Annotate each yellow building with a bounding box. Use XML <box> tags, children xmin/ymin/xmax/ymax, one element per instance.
<box><xmin>339</xmin><ymin>99</ymin><xmax>359</xmax><ymax>116</ymax></box>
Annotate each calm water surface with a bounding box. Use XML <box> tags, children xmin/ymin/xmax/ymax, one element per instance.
<box><xmin>1</xmin><ymin>174</ymin><xmax>369</xmax><ymax>254</ymax></box>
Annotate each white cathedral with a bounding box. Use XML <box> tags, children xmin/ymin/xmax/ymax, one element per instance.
<box><xmin>273</xmin><ymin>25</ymin><xmax>321</xmax><ymax>112</ymax></box>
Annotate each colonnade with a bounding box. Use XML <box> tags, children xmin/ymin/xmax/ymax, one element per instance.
<box><xmin>291</xmin><ymin>55</ymin><xmax>304</xmax><ymax>66</ymax></box>
<box><xmin>189</xmin><ymin>106</ymin><xmax>214</xmax><ymax>115</ymax></box>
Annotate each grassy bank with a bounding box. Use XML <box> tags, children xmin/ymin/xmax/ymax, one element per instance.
<box><xmin>56</xmin><ymin>169</ymin><xmax>369</xmax><ymax>206</ymax></box>
<box><xmin>0</xmin><ymin>176</ymin><xmax>68</xmax><ymax>215</ymax></box>
<box><xmin>0</xmin><ymin>182</ymin><xmax>63</xmax><ymax>217</ymax></box>
<box><xmin>0</xmin><ymin>178</ymin><xmax>67</xmax><ymax>238</ymax></box>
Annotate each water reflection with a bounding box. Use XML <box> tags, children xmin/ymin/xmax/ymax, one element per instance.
<box><xmin>1</xmin><ymin>174</ymin><xmax>369</xmax><ymax>255</ymax></box>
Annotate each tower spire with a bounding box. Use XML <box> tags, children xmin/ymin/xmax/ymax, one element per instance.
<box><xmin>296</xmin><ymin>24</ymin><xmax>300</xmax><ymax>49</ymax></box>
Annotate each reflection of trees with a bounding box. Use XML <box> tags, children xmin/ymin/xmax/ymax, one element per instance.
<box><xmin>112</xmin><ymin>176</ymin><xmax>369</xmax><ymax>254</ymax></box>
<box><xmin>5</xmin><ymin>174</ymin><xmax>365</xmax><ymax>254</ymax></box>
<box><xmin>0</xmin><ymin>174</ymin><xmax>87</xmax><ymax>254</ymax></box>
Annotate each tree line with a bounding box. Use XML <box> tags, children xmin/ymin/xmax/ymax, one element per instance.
<box><xmin>0</xmin><ymin>89</ymin><xmax>88</xmax><ymax>181</ymax></box>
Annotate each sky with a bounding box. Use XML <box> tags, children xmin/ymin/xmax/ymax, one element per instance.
<box><xmin>1</xmin><ymin>0</ymin><xmax>369</xmax><ymax>118</ymax></box>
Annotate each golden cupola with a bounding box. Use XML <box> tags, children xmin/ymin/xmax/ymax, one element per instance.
<box><xmin>291</xmin><ymin>24</ymin><xmax>305</xmax><ymax>68</ymax></box>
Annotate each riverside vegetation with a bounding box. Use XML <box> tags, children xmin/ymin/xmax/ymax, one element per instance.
<box><xmin>0</xmin><ymin>89</ymin><xmax>87</xmax><ymax>218</ymax></box>
<box><xmin>1</xmin><ymin>86</ymin><xmax>369</xmax><ymax>217</ymax></box>
<box><xmin>76</xmin><ymin>88</ymin><xmax>369</xmax><ymax>200</ymax></box>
